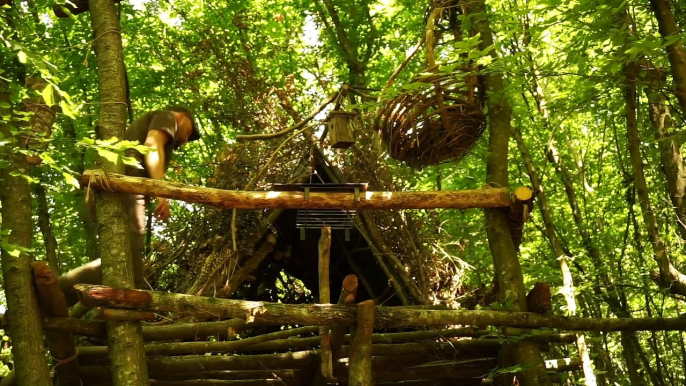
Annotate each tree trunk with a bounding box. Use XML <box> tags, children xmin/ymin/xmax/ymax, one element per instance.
<box><xmin>0</xmin><ymin>91</ymin><xmax>52</xmax><ymax>385</ymax></box>
<box><xmin>463</xmin><ymin>0</ymin><xmax>551</xmax><ymax>384</ymax></box>
<box><xmin>80</xmin><ymin>171</ymin><xmax>511</xmax><ymax>210</ymax></box>
<box><xmin>644</xmin><ymin>79</ymin><xmax>686</xmax><ymax>239</ymax></box>
<box><xmin>624</xmin><ymin>60</ymin><xmax>686</xmax><ymax>296</ymax></box>
<box><xmin>35</xmin><ymin>182</ymin><xmax>60</xmax><ymax>274</ymax></box>
<box><xmin>87</xmin><ymin>0</ymin><xmax>149</xmax><ymax>384</ymax></box>
<box><xmin>513</xmin><ymin>127</ymin><xmax>597</xmax><ymax>386</ymax></box>
<box><xmin>649</xmin><ymin>0</ymin><xmax>686</xmax><ymax>115</ymax></box>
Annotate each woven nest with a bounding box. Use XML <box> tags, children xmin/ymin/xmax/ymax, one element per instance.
<box><xmin>377</xmin><ymin>68</ymin><xmax>484</xmax><ymax>167</ymax></box>
<box><xmin>375</xmin><ymin>5</ymin><xmax>485</xmax><ymax>168</ymax></box>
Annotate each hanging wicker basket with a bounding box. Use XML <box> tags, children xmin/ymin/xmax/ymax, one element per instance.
<box><xmin>375</xmin><ymin>7</ymin><xmax>485</xmax><ymax>168</ymax></box>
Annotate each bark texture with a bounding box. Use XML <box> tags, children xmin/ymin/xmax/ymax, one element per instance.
<box><xmin>74</xmin><ymin>284</ymin><xmax>686</xmax><ymax>331</ymax></box>
<box><xmin>464</xmin><ymin>0</ymin><xmax>550</xmax><ymax>384</ymax></box>
<box><xmin>349</xmin><ymin>300</ymin><xmax>374</xmax><ymax>386</ymax></box>
<box><xmin>625</xmin><ymin>60</ymin><xmax>686</xmax><ymax>296</ymax></box>
<box><xmin>0</xmin><ymin>90</ymin><xmax>52</xmax><ymax>386</ymax></box>
<box><xmin>81</xmin><ymin>171</ymin><xmax>511</xmax><ymax>210</ymax></box>
<box><xmin>649</xmin><ymin>0</ymin><xmax>686</xmax><ymax>114</ymax></box>
<box><xmin>318</xmin><ymin>226</ymin><xmax>333</xmax><ymax>379</ymax></box>
<box><xmin>87</xmin><ymin>0</ymin><xmax>149</xmax><ymax>384</ymax></box>
<box><xmin>31</xmin><ymin>262</ymin><xmax>81</xmax><ymax>386</ymax></box>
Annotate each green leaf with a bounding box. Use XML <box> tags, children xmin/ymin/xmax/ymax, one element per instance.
<box><xmin>17</xmin><ymin>51</ymin><xmax>27</xmax><ymax>64</ymax></box>
<box><xmin>96</xmin><ymin>148</ymin><xmax>120</xmax><ymax>164</ymax></box>
<box><xmin>0</xmin><ymin>242</ymin><xmax>34</xmax><ymax>258</ymax></box>
<box><xmin>42</xmin><ymin>84</ymin><xmax>54</xmax><ymax>106</ymax></box>
<box><xmin>0</xmin><ymin>102</ymin><xmax>9</xmax><ymax>108</ymax></box>
<box><xmin>62</xmin><ymin>172</ymin><xmax>80</xmax><ymax>188</ymax></box>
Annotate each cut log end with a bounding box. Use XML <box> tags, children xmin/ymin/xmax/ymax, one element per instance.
<box><xmin>342</xmin><ymin>275</ymin><xmax>359</xmax><ymax>293</ymax></box>
<box><xmin>513</xmin><ymin>186</ymin><xmax>533</xmax><ymax>201</ymax></box>
<box><xmin>75</xmin><ymin>284</ymin><xmax>152</xmax><ymax>309</ymax></box>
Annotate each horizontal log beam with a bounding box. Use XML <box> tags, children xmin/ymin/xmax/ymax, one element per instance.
<box><xmin>80</xmin><ymin>171</ymin><xmax>510</xmax><ymax>210</ymax></box>
<box><xmin>77</xmin><ymin>339</ymin><xmax>501</xmax><ymax>360</ymax></box>
<box><xmin>75</xmin><ymin>285</ymin><xmax>686</xmax><ymax>331</ymax></box>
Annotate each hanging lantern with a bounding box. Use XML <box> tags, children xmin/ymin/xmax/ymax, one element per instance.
<box><xmin>325</xmin><ymin>110</ymin><xmax>357</xmax><ymax>149</ymax></box>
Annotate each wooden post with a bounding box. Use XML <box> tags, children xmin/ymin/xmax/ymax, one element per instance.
<box><xmin>31</xmin><ymin>262</ymin><xmax>81</xmax><ymax>386</ymax></box>
<box><xmin>350</xmin><ymin>300</ymin><xmax>374</xmax><ymax>386</ymax></box>
<box><xmin>331</xmin><ymin>274</ymin><xmax>358</xmax><ymax>356</ymax></box>
<box><xmin>508</xmin><ymin>186</ymin><xmax>533</xmax><ymax>251</ymax></box>
<box><xmin>318</xmin><ymin>226</ymin><xmax>333</xmax><ymax>379</ymax></box>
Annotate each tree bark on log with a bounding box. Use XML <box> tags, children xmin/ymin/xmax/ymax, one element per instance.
<box><xmin>463</xmin><ymin>0</ymin><xmax>550</xmax><ymax>384</ymax></box>
<box><xmin>508</xmin><ymin>186</ymin><xmax>533</xmax><ymax>252</ymax></box>
<box><xmin>101</xmin><ymin>309</ymin><xmax>156</xmax><ymax>322</ymax></box>
<box><xmin>80</xmin><ymin>356</ymin><xmax>502</xmax><ymax>384</ymax></box>
<box><xmin>331</xmin><ymin>275</ymin><xmax>358</xmax><ymax>356</ymax></box>
<box><xmin>0</xmin><ymin>90</ymin><xmax>52</xmax><ymax>385</ymax></box>
<box><xmin>78</xmin><ymin>338</ymin><xmax>501</xmax><ymax>361</ymax></box>
<box><xmin>87</xmin><ymin>0</ymin><xmax>149</xmax><ymax>384</ymax></box>
<box><xmin>80</xmin><ymin>171</ymin><xmax>511</xmax><ymax>210</ymax></box>
<box><xmin>74</xmin><ymin>284</ymin><xmax>686</xmax><ymax>331</ymax></box>
<box><xmin>142</xmin><ymin>319</ymin><xmax>249</xmax><ymax>341</ymax></box>
<box><xmin>649</xmin><ymin>0</ymin><xmax>686</xmax><ymax>115</ymax></box>
<box><xmin>31</xmin><ymin>262</ymin><xmax>81</xmax><ymax>386</ymax></box>
<box><xmin>624</xmin><ymin>60</ymin><xmax>686</xmax><ymax>296</ymax></box>
<box><xmin>318</xmin><ymin>226</ymin><xmax>333</xmax><ymax>380</ymax></box>
<box><xmin>79</xmin><ymin>326</ymin><xmax>320</xmax><ymax>358</ymax></box>
<box><xmin>349</xmin><ymin>300</ymin><xmax>374</xmax><ymax>386</ymax></box>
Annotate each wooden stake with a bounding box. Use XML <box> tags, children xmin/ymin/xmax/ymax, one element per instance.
<box><xmin>350</xmin><ymin>300</ymin><xmax>374</xmax><ymax>386</ymax></box>
<box><xmin>508</xmin><ymin>186</ymin><xmax>534</xmax><ymax>251</ymax></box>
<box><xmin>318</xmin><ymin>226</ymin><xmax>333</xmax><ymax>379</ymax></box>
<box><xmin>331</xmin><ymin>275</ymin><xmax>358</xmax><ymax>356</ymax></box>
<box><xmin>80</xmin><ymin>171</ymin><xmax>511</xmax><ymax>210</ymax></box>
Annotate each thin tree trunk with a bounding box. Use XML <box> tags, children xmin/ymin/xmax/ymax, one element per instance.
<box><xmin>649</xmin><ymin>0</ymin><xmax>686</xmax><ymax>114</ymax></box>
<box><xmin>513</xmin><ymin>127</ymin><xmax>597</xmax><ymax>386</ymax></box>
<box><xmin>621</xmin><ymin>332</ymin><xmax>648</xmax><ymax>386</ymax></box>
<box><xmin>35</xmin><ymin>182</ymin><xmax>60</xmax><ymax>274</ymax></box>
<box><xmin>0</xmin><ymin>91</ymin><xmax>52</xmax><ymax>386</ymax></box>
<box><xmin>87</xmin><ymin>0</ymin><xmax>149</xmax><ymax>384</ymax></box>
<box><xmin>463</xmin><ymin>0</ymin><xmax>550</xmax><ymax>384</ymax></box>
<box><xmin>62</xmin><ymin>118</ymin><xmax>100</xmax><ymax>261</ymax></box>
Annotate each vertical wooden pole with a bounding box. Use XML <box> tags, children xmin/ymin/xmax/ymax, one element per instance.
<box><xmin>318</xmin><ymin>225</ymin><xmax>333</xmax><ymax>379</ymax></box>
<box><xmin>350</xmin><ymin>300</ymin><xmax>374</xmax><ymax>386</ymax></box>
<box><xmin>331</xmin><ymin>274</ymin><xmax>358</xmax><ymax>356</ymax></box>
<box><xmin>87</xmin><ymin>0</ymin><xmax>149</xmax><ymax>385</ymax></box>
